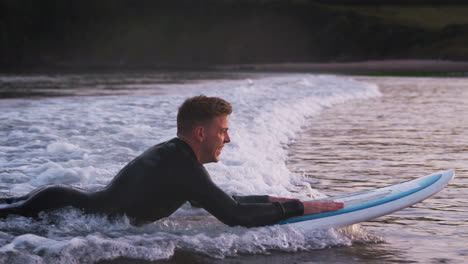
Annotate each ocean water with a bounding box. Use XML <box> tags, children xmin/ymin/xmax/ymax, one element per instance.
<box><xmin>0</xmin><ymin>72</ymin><xmax>382</xmax><ymax>263</ymax></box>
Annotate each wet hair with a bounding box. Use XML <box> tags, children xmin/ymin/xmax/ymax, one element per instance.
<box><xmin>177</xmin><ymin>95</ymin><xmax>232</xmax><ymax>136</ymax></box>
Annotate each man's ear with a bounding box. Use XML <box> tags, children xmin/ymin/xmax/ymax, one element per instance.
<box><xmin>193</xmin><ymin>126</ymin><xmax>205</xmax><ymax>142</ymax></box>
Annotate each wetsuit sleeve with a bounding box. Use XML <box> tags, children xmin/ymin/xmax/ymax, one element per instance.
<box><xmin>190</xmin><ymin>195</ymin><xmax>268</xmax><ymax>208</ymax></box>
<box><xmin>184</xmin><ymin>166</ymin><xmax>304</xmax><ymax>227</ymax></box>
<box><xmin>231</xmin><ymin>195</ymin><xmax>270</xmax><ymax>203</ymax></box>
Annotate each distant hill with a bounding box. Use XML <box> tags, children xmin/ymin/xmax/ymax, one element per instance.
<box><xmin>1</xmin><ymin>0</ymin><xmax>467</xmax><ymax>70</ymax></box>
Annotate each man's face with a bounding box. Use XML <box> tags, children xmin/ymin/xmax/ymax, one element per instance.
<box><xmin>200</xmin><ymin>115</ymin><xmax>231</xmax><ymax>164</ymax></box>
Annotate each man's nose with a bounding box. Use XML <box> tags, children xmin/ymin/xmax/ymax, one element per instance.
<box><xmin>224</xmin><ymin>132</ymin><xmax>231</xmax><ymax>143</ymax></box>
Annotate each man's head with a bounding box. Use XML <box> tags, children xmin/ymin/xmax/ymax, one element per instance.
<box><xmin>177</xmin><ymin>96</ymin><xmax>232</xmax><ymax>164</ymax></box>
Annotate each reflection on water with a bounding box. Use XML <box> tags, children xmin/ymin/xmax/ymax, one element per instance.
<box><xmin>287</xmin><ymin>77</ymin><xmax>468</xmax><ymax>264</ymax></box>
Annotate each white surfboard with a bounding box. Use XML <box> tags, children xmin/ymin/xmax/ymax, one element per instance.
<box><xmin>276</xmin><ymin>170</ymin><xmax>454</xmax><ymax>230</ymax></box>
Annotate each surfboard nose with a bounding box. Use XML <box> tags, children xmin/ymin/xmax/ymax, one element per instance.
<box><xmin>442</xmin><ymin>169</ymin><xmax>455</xmax><ymax>181</ymax></box>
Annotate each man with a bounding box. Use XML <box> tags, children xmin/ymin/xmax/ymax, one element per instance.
<box><xmin>0</xmin><ymin>96</ymin><xmax>343</xmax><ymax>227</ymax></box>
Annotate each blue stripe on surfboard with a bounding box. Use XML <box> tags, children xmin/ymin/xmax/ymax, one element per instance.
<box><xmin>277</xmin><ymin>172</ymin><xmax>443</xmax><ymax>225</ymax></box>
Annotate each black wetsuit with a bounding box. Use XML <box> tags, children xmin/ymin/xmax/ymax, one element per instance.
<box><xmin>0</xmin><ymin>138</ymin><xmax>304</xmax><ymax>227</ymax></box>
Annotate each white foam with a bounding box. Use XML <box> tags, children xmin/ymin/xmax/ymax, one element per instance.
<box><xmin>46</xmin><ymin>142</ymin><xmax>80</xmax><ymax>153</ymax></box>
<box><xmin>0</xmin><ymin>74</ymin><xmax>381</xmax><ymax>263</ymax></box>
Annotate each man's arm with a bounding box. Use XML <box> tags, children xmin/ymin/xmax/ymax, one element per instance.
<box><xmin>184</xmin><ymin>167</ymin><xmax>303</xmax><ymax>227</ymax></box>
<box><xmin>232</xmin><ymin>195</ymin><xmax>343</xmax><ymax>215</ymax></box>
<box><xmin>190</xmin><ymin>195</ymin><xmax>271</xmax><ymax>208</ymax></box>
<box><xmin>183</xmin><ymin>164</ymin><xmax>342</xmax><ymax>227</ymax></box>
<box><xmin>232</xmin><ymin>195</ymin><xmax>301</xmax><ymax>203</ymax></box>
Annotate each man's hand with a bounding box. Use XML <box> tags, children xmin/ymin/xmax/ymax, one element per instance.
<box><xmin>302</xmin><ymin>201</ymin><xmax>344</xmax><ymax>215</ymax></box>
<box><xmin>268</xmin><ymin>196</ymin><xmax>344</xmax><ymax>215</ymax></box>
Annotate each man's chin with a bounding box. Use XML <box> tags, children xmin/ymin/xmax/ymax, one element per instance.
<box><xmin>205</xmin><ymin>156</ymin><xmax>220</xmax><ymax>164</ymax></box>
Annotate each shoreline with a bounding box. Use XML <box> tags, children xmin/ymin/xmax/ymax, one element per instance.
<box><xmin>2</xmin><ymin>60</ymin><xmax>468</xmax><ymax>76</ymax></box>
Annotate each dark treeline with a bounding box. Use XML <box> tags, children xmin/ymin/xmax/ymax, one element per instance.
<box><xmin>1</xmin><ymin>0</ymin><xmax>468</xmax><ymax>70</ymax></box>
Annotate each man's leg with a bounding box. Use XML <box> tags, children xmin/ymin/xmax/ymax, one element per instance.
<box><xmin>0</xmin><ymin>185</ymin><xmax>92</xmax><ymax>218</ymax></box>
